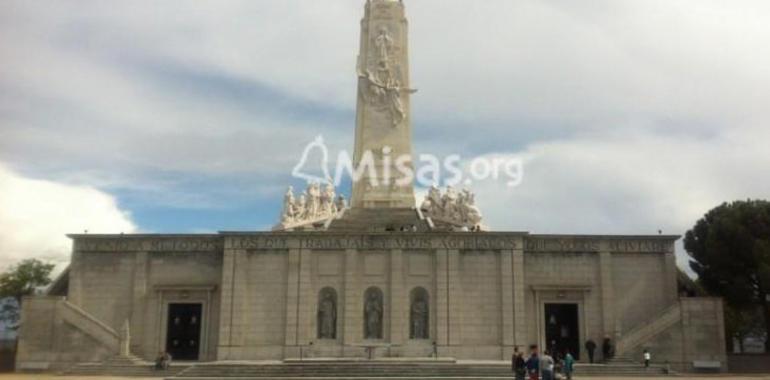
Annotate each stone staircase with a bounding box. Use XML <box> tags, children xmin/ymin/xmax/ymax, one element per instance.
<box><xmin>61</xmin><ymin>354</ymin><xmax>191</xmax><ymax>377</ymax></box>
<box><xmin>615</xmin><ymin>302</ymin><xmax>682</xmax><ymax>357</ymax></box>
<box><xmin>166</xmin><ymin>360</ymin><xmax>670</xmax><ymax>379</ymax></box>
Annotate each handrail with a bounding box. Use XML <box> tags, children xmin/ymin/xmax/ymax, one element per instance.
<box><xmin>616</xmin><ymin>302</ymin><xmax>681</xmax><ymax>355</ymax></box>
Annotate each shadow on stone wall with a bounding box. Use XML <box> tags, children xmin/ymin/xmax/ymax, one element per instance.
<box><xmin>728</xmin><ymin>354</ymin><xmax>770</xmax><ymax>373</ymax></box>
<box><xmin>0</xmin><ymin>343</ymin><xmax>16</xmax><ymax>372</ymax></box>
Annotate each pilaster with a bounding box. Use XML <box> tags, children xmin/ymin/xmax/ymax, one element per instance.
<box><xmin>343</xmin><ymin>249</ymin><xmax>361</xmax><ymax>353</ymax></box>
<box><xmin>447</xmin><ymin>249</ymin><xmax>463</xmax><ymax>345</ymax></box>
<box><xmin>130</xmin><ymin>251</ymin><xmax>148</xmax><ymax>356</ymax></box>
<box><xmin>663</xmin><ymin>251</ymin><xmax>678</xmax><ymax>305</ymax></box>
<box><xmin>297</xmin><ymin>249</ymin><xmax>313</xmax><ymax>344</ymax></box>
<box><xmin>217</xmin><ymin>248</ymin><xmax>236</xmax><ymax>359</ymax></box>
<box><xmin>500</xmin><ymin>249</ymin><xmax>515</xmax><ymax>356</ymax></box>
<box><xmin>512</xmin><ymin>248</ymin><xmax>526</xmax><ymax>347</ymax></box>
<box><xmin>68</xmin><ymin>250</ymin><xmax>83</xmax><ymax>305</ymax></box>
<box><xmin>389</xmin><ymin>249</ymin><xmax>405</xmax><ymax>344</ymax></box>
<box><xmin>285</xmin><ymin>248</ymin><xmax>301</xmax><ymax>347</ymax></box>
<box><xmin>435</xmin><ymin>249</ymin><xmax>449</xmax><ymax>346</ymax></box>
<box><xmin>229</xmin><ymin>250</ymin><xmax>248</xmax><ymax>349</ymax></box>
<box><xmin>599</xmin><ymin>251</ymin><xmax>616</xmax><ymax>342</ymax></box>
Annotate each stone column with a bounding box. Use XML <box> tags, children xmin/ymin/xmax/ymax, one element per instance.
<box><xmin>342</xmin><ymin>249</ymin><xmax>361</xmax><ymax>355</ymax></box>
<box><xmin>389</xmin><ymin>249</ymin><xmax>405</xmax><ymax>345</ymax></box>
<box><xmin>598</xmin><ymin>251</ymin><xmax>616</xmax><ymax>343</ymax></box>
<box><xmin>512</xmin><ymin>248</ymin><xmax>527</xmax><ymax>347</ymax></box>
<box><xmin>500</xmin><ymin>250</ymin><xmax>515</xmax><ymax>358</ymax></box>
<box><xmin>217</xmin><ymin>248</ymin><xmax>237</xmax><ymax>359</ymax></box>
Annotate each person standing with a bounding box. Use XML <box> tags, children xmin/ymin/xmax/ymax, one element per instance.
<box><xmin>643</xmin><ymin>349</ymin><xmax>651</xmax><ymax>368</ymax></box>
<box><xmin>512</xmin><ymin>346</ymin><xmax>526</xmax><ymax>380</ymax></box>
<box><xmin>526</xmin><ymin>346</ymin><xmax>540</xmax><ymax>380</ymax></box>
<box><xmin>563</xmin><ymin>351</ymin><xmax>575</xmax><ymax>380</ymax></box>
<box><xmin>540</xmin><ymin>350</ymin><xmax>555</xmax><ymax>380</ymax></box>
<box><xmin>602</xmin><ymin>337</ymin><xmax>613</xmax><ymax>361</ymax></box>
<box><xmin>585</xmin><ymin>339</ymin><xmax>596</xmax><ymax>363</ymax></box>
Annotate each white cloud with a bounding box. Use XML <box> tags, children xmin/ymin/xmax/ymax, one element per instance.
<box><xmin>0</xmin><ymin>164</ymin><xmax>136</xmax><ymax>268</ymax></box>
<box><xmin>468</xmin><ymin>126</ymin><xmax>770</xmax><ymax>271</ymax></box>
<box><xmin>0</xmin><ymin>0</ymin><xmax>769</xmax><ymax>244</ymax></box>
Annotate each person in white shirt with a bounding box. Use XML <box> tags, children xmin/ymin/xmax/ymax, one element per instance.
<box><xmin>540</xmin><ymin>350</ymin><xmax>555</xmax><ymax>380</ymax></box>
<box><xmin>643</xmin><ymin>349</ymin><xmax>651</xmax><ymax>368</ymax></box>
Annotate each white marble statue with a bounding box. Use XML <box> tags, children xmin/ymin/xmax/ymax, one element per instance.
<box><xmin>277</xmin><ymin>182</ymin><xmax>346</xmax><ymax>229</ymax></box>
<box><xmin>358</xmin><ymin>63</ymin><xmax>416</xmax><ymax>127</ymax></box>
<box><xmin>281</xmin><ymin>186</ymin><xmax>297</xmax><ymax>223</ymax></box>
<box><xmin>375</xmin><ymin>27</ymin><xmax>393</xmax><ymax>62</ymax></box>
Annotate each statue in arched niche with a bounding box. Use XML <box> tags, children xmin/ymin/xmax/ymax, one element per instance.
<box><xmin>364</xmin><ymin>288</ymin><xmax>383</xmax><ymax>339</ymax></box>
<box><xmin>410</xmin><ymin>288</ymin><xmax>429</xmax><ymax>339</ymax></box>
<box><xmin>317</xmin><ymin>288</ymin><xmax>337</xmax><ymax>339</ymax></box>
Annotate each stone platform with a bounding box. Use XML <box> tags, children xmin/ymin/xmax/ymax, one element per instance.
<box><xmin>162</xmin><ymin>360</ymin><xmax>670</xmax><ymax>379</ymax></box>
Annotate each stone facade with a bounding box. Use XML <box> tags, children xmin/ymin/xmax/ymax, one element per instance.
<box><xmin>17</xmin><ymin>232</ymin><xmax>727</xmax><ymax>371</ymax></box>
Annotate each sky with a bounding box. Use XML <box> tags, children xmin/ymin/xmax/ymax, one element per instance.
<box><xmin>1</xmin><ymin>0</ymin><xmax>769</xmax><ymax>273</ymax></box>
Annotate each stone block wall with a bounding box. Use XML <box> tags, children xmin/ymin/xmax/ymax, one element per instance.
<box><xmin>15</xmin><ymin>297</ymin><xmax>115</xmax><ymax>371</ymax></box>
<box><xmin>619</xmin><ymin>298</ymin><xmax>727</xmax><ymax>372</ymax></box>
<box><xmin>611</xmin><ymin>253</ymin><xmax>673</xmax><ymax>336</ymax></box>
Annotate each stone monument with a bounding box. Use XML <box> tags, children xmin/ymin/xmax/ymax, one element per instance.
<box><xmin>14</xmin><ymin>0</ymin><xmax>727</xmax><ymax>373</ymax></box>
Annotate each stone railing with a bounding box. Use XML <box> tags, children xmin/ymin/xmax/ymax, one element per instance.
<box><xmin>58</xmin><ymin>300</ymin><xmax>121</xmax><ymax>354</ymax></box>
<box><xmin>615</xmin><ymin>301</ymin><xmax>682</xmax><ymax>356</ymax></box>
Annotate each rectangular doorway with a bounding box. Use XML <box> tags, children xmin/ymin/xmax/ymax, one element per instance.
<box><xmin>166</xmin><ymin>303</ymin><xmax>202</xmax><ymax>361</ymax></box>
<box><xmin>544</xmin><ymin>303</ymin><xmax>580</xmax><ymax>360</ymax></box>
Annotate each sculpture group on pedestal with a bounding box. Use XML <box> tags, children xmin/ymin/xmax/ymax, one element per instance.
<box><xmin>420</xmin><ymin>185</ymin><xmax>483</xmax><ymax>229</ymax></box>
<box><xmin>280</xmin><ymin>182</ymin><xmax>347</xmax><ymax>227</ymax></box>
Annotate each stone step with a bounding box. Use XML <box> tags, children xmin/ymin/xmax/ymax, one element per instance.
<box><xmin>169</xmin><ymin>362</ymin><xmax>669</xmax><ymax>379</ymax></box>
<box><xmin>62</xmin><ymin>361</ymin><xmax>191</xmax><ymax>377</ymax></box>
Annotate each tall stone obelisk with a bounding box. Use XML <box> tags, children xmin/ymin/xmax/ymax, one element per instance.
<box><xmin>350</xmin><ymin>0</ymin><xmax>416</xmax><ymax>209</ymax></box>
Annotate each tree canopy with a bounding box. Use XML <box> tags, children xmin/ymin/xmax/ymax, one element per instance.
<box><xmin>0</xmin><ymin>259</ymin><xmax>55</xmax><ymax>327</ymax></box>
<box><xmin>684</xmin><ymin>199</ymin><xmax>770</xmax><ymax>351</ymax></box>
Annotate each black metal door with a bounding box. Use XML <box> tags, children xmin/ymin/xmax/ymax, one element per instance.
<box><xmin>166</xmin><ymin>303</ymin><xmax>202</xmax><ymax>361</ymax></box>
<box><xmin>544</xmin><ymin>303</ymin><xmax>580</xmax><ymax>360</ymax></box>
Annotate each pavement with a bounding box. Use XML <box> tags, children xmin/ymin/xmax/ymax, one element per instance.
<box><xmin>2</xmin><ymin>376</ymin><xmax>770</xmax><ymax>380</ymax></box>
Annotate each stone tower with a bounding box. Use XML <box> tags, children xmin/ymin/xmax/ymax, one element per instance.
<box><xmin>350</xmin><ymin>0</ymin><xmax>416</xmax><ymax>209</ymax></box>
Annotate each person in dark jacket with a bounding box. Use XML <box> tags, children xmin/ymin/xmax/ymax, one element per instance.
<box><xmin>525</xmin><ymin>346</ymin><xmax>540</xmax><ymax>380</ymax></box>
<box><xmin>585</xmin><ymin>339</ymin><xmax>597</xmax><ymax>363</ymax></box>
<box><xmin>602</xmin><ymin>337</ymin><xmax>614</xmax><ymax>361</ymax></box>
<box><xmin>512</xmin><ymin>346</ymin><xmax>526</xmax><ymax>380</ymax></box>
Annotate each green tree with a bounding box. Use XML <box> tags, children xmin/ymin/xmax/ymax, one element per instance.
<box><xmin>724</xmin><ymin>304</ymin><xmax>765</xmax><ymax>353</ymax></box>
<box><xmin>684</xmin><ymin>200</ymin><xmax>770</xmax><ymax>352</ymax></box>
<box><xmin>0</xmin><ymin>259</ymin><xmax>55</xmax><ymax>327</ymax></box>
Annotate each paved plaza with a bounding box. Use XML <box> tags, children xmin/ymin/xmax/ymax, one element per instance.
<box><xmin>2</xmin><ymin>375</ymin><xmax>770</xmax><ymax>380</ymax></box>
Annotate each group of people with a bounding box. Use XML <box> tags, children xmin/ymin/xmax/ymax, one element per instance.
<box><xmin>512</xmin><ymin>346</ymin><xmax>574</xmax><ymax>380</ymax></box>
<box><xmin>583</xmin><ymin>337</ymin><xmax>614</xmax><ymax>364</ymax></box>
<box><xmin>513</xmin><ymin>340</ymin><xmax>653</xmax><ymax>379</ymax></box>
<box><xmin>154</xmin><ymin>352</ymin><xmax>172</xmax><ymax>371</ymax></box>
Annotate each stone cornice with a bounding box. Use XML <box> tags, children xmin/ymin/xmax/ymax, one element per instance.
<box><xmin>68</xmin><ymin>232</ymin><xmax>677</xmax><ymax>254</ymax></box>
